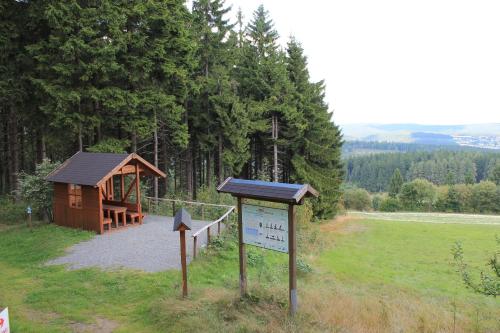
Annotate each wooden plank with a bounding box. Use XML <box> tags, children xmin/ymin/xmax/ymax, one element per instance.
<box><xmin>122</xmin><ymin>177</ymin><xmax>137</xmax><ymax>202</ymax></box>
<box><xmin>135</xmin><ymin>163</ymin><xmax>142</xmax><ymax>224</ymax></box>
<box><xmin>120</xmin><ymin>174</ymin><xmax>125</xmax><ymax>200</ymax></box>
<box><xmin>98</xmin><ymin>185</ymin><xmax>104</xmax><ymax>234</ymax></box>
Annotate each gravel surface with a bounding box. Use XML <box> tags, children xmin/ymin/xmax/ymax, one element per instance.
<box><xmin>47</xmin><ymin>215</ymin><xmax>221</xmax><ymax>272</ymax></box>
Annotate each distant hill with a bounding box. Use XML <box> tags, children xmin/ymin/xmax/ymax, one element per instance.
<box><xmin>340</xmin><ymin>123</ymin><xmax>500</xmax><ymax>149</ymax></box>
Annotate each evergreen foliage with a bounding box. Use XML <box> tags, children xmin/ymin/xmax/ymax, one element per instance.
<box><xmin>388</xmin><ymin>168</ymin><xmax>403</xmax><ymax>197</ymax></box>
<box><xmin>0</xmin><ymin>2</ymin><xmax>343</xmax><ymax>218</ymax></box>
<box><xmin>345</xmin><ymin>150</ymin><xmax>499</xmax><ymax>191</ymax></box>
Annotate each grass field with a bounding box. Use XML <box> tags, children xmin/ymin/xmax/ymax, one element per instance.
<box><xmin>0</xmin><ymin>212</ymin><xmax>499</xmax><ymax>332</ymax></box>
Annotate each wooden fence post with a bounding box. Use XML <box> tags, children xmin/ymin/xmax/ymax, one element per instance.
<box><xmin>193</xmin><ymin>236</ymin><xmax>197</xmax><ymax>259</ymax></box>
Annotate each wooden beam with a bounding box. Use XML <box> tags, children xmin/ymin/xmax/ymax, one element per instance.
<box><xmin>120</xmin><ymin>174</ymin><xmax>125</xmax><ymax>200</ymax></box>
<box><xmin>122</xmin><ymin>177</ymin><xmax>137</xmax><ymax>202</ymax></box>
<box><xmin>101</xmin><ymin>184</ymin><xmax>106</xmax><ymax>198</ymax></box>
<box><xmin>135</xmin><ymin>163</ymin><xmax>142</xmax><ymax>224</ymax></box>
<box><xmin>98</xmin><ymin>186</ymin><xmax>104</xmax><ymax>234</ymax></box>
<box><xmin>109</xmin><ymin>177</ymin><xmax>114</xmax><ymax>200</ymax></box>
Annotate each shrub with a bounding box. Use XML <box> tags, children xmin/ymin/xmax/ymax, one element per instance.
<box><xmin>379</xmin><ymin>197</ymin><xmax>401</xmax><ymax>212</ymax></box>
<box><xmin>0</xmin><ymin>196</ymin><xmax>26</xmax><ymax>224</ymax></box>
<box><xmin>399</xmin><ymin>178</ymin><xmax>436</xmax><ymax>211</ymax></box>
<box><xmin>372</xmin><ymin>194</ymin><xmax>384</xmax><ymax>211</ymax></box>
<box><xmin>18</xmin><ymin>159</ymin><xmax>61</xmax><ymax>221</ymax></box>
<box><xmin>343</xmin><ymin>187</ymin><xmax>372</xmax><ymax>211</ymax></box>
<box><xmin>471</xmin><ymin>181</ymin><xmax>498</xmax><ymax>213</ymax></box>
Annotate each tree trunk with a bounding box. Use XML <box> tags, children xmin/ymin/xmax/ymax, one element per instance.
<box><xmin>8</xmin><ymin>107</ymin><xmax>19</xmax><ymax>194</ymax></box>
<box><xmin>131</xmin><ymin>132</ymin><xmax>137</xmax><ymax>152</ymax></box>
<box><xmin>272</xmin><ymin>114</ymin><xmax>278</xmax><ymax>182</ymax></box>
<box><xmin>217</xmin><ymin>134</ymin><xmax>223</xmax><ymax>184</ymax></box>
<box><xmin>78</xmin><ymin>124</ymin><xmax>83</xmax><ymax>152</ymax></box>
<box><xmin>162</xmin><ymin>134</ymin><xmax>168</xmax><ymax>197</ymax></box>
<box><xmin>153</xmin><ymin>111</ymin><xmax>158</xmax><ymax>200</ymax></box>
<box><xmin>36</xmin><ymin>130</ymin><xmax>46</xmax><ymax>163</ymax></box>
<box><xmin>186</xmin><ymin>144</ymin><xmax>193</xmax><ymax>199</ymax></box>
<box><xmin>206</xmin><ymin>151</ymin><xmax>211</xmax><ymax>188</ymax></box>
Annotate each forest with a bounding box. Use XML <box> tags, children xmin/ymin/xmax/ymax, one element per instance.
<box><xmin>0</xmin><ymin>0</ymin><xmax>343</xmax><ymax>218</ymax></box>
<box><xmin>345</xmin><ymin>149</ymin><xmax>500</xmax><ymax>192</ymax></box>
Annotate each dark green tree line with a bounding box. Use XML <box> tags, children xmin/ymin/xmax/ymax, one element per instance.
<box><xmin>345</xmin><ymin>150</ymin><xmax>499</xmax><ymax>192</ymax></box>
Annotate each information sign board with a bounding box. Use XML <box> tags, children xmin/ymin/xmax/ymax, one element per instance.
<box><xmin>242</xmin><ymin>204</ymin><xmax>288</xmax><ymax>253</ymax></box>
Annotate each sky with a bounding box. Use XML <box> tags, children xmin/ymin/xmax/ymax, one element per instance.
<box><xmin>219</xmin><ymin>0</ymin><xmax>500</xmax><ymax>125</ymax></box>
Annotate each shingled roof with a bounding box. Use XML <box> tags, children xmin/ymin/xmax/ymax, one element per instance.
<box><xmin>217</xmin><ymin>177</ymin><xmax>318</xmax><ymax>204</ymax></box>
<box><xmin>46</xmin><ymin>151</ymin><xmax>165</xmax><ymax>186</ymax></box>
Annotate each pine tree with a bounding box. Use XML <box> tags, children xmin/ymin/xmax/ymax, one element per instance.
<box><xmin>286</xmin><ymin>38</ymin><xmax>343</xmax><ymax>218</ymax></box>
<box><xmin>388</xmin><ymin>168</ymin><xmax>404</xmax><ymax>197</ymax></box>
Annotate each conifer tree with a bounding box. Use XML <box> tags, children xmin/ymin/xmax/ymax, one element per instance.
<box><xmin>388</xmin><ymin>168</ymin><xmax>404</xmax><ymax>197</ymax></box>
<box><xmin>286</xmin><ymin>38</ymin><xmax>343</xmax><ymax>218</ymax></box>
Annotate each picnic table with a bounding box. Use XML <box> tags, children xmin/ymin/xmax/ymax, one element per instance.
<box><xmin>103</xmin><ymin>204</ymin><xmax>127</xmax><ymax>228</ymax></box>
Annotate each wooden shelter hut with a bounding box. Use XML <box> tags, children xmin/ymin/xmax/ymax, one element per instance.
<box><xmin>46</xmin><ymin>152</ymin><xmax>165</xmax><ymax>234</ymax></box>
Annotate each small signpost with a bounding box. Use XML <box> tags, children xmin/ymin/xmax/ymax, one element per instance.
<box><xmin>26</xmin><ymin>206</ymin><xmax>32</xmax><ymax>231</ymax></box>
<box><xmin>173</xmin><ymin>208</ymin><xmax>192</xmax><ymax>298</ymax></box>
<box><xmin>0</xmin><ymin>307</ymin><xmax>10</xmax><ymax>333</ymax></box>
<box><xmin>218</xmin><ymin>177</ymin><xmax>318</xmax><ymax>316</ymax></box>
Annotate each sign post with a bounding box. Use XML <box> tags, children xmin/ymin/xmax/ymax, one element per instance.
<box><xmin>218</xmin><ymin>177</ymin><xmax>318</xmax><ymax>316</ymax></box>
<box><xmin>0</xmin><ymin>307</ymin><xmax>10</xmax><ymax>333</ymax></box>
<box><xmin>26</xmin><ymin>206</ymin><xmax>32</xmax><ymax>231</ymax></box>
<box><xmin>173</xmin><ymin>209</ymin><xmax>192</xmax><ymax>298</ymax></box>
<box><xmin>237</xmin><ymin>197</ymin><xmax>247</xmax><ymax>297</ymax></box>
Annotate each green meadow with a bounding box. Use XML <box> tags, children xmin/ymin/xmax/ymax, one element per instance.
<box><xmin>1</xmin><ymin>213</ymin><xmax>499</xmax><ymax>332</ymax></box>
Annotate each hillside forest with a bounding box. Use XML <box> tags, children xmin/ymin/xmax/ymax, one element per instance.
<box><xmin>0</xmin><ymin>1</ymin><xmax>343</xmax><ymax>218</ymax></box>
<box><xmin>345</xmin><ymin>149</ymin><xmax>500</xmax><ymax>192</ymax></box>
<box><xmin>343</xmin><ymin>147</ymin><xmax>500</xmax><ymax>214</ymax></box>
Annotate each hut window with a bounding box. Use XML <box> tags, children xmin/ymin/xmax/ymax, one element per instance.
<box><xmin>68</xmin><ymin>184</ymin><xmax>82</xmax><ymax>208</ymax></box>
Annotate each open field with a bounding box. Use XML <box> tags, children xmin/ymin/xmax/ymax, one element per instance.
<box><xmin>350</xmin><ymin>211</ymin><xmax>500</xmax><ymax>225</ymax></box>
<box><xmin>0</xmin><ymin>212</ymin><xmax>499</xmax><ymax>332</ymax></box>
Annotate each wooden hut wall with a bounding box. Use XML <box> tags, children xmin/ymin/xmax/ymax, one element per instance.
<box><xmin>53</xmin><ymin>183</ymin><xmax>101</xmax><ymax>233</ymax></box>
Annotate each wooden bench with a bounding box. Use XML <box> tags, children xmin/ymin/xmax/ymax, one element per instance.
<box><xmin>103</xmin><ymin>217</ymin><xmax>112</xmax><ymax>231</ymax></box>
<box><xmin>126</xmin><ymin>211</ymin><xmax>142</xmax><ymax>224</ymax></box>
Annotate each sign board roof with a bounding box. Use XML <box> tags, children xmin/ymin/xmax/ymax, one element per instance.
<box><xmin>217</xmin><ymin>177</ymin><xmax>318</xmax><ymax>204</ymax></box>
<box><xmin>173</xmin><ymin>208</ymin><xmax>192</xmax><ymax>231</ymax></box>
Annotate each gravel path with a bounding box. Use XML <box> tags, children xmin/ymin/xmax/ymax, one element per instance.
<box><xmin>47</xmin><ymin>215</ymin><xmax>221</xmax><ymax>272</ymax></box>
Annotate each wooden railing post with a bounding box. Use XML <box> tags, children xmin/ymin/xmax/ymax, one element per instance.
<box><xmin>217</xmin><ymin>221</ymin><xmax>221</xmax><ymax>235</ymax></box>
<box><xmin>193</xmin><ymin>235</ymin><xmax>197</xmax><ymax>259</ymax></box>
<box><xmin>172</xmin><ymin>201</ymin><xmax>176</xmax><ymax>216</ymax></box>
<box><xmin>207</xmin><ymin>226</ymin><xmax>210</xmax><ymax>244</ymax></box>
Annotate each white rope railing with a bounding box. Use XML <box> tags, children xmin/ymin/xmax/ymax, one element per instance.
<box><xmin>145</xmin><ymin>196</ymin><xmax>236</xmax><ymax>258</ymax></box>
<box><xmin>191</xmin><ymin>206</ymin><xmax>235</xmax><ymax>258</ymax></box>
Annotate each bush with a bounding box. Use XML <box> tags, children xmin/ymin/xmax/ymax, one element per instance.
<box><xmin>343</xmin><ymin>187</ymin><xmax>372</xmax><ymax>211</ymax></box>
<box><xmin>399</xmin><ymin>178</ymin><xmax>436</xmax><ymax>211</ymax></box>
<box><xmin>471</xmin><ymin>181</ymin><xmax>498</xmax><ymax>213</ymax></box>
<box><xmin>372</xmin><ymin>194</ymin><xmax>384</xmax><ymax>211</ymax></box>
<box><xmin>18</xmin><ymin>159</ymin><xmax>61</xmax><ymax>221</ymax></box>
<box><xmin>433</xmin><ymin>186</ymin><xmax>449</xmax><ymax>211</ymax></box>
<box><xmin>379</xmin><ymin>197</ymin><xmax>401</xmax><ymax>212</ymax></box>
<box><xmin>0</xmin><ymin>196</ymin><xmax>26</xmax><ymax>224</ymax></box>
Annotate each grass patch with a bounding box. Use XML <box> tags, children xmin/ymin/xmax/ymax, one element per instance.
<box><xmin>0</xmin><ymin>214</ymin><xmax>499</xmax><ymax>332</ymax></box>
